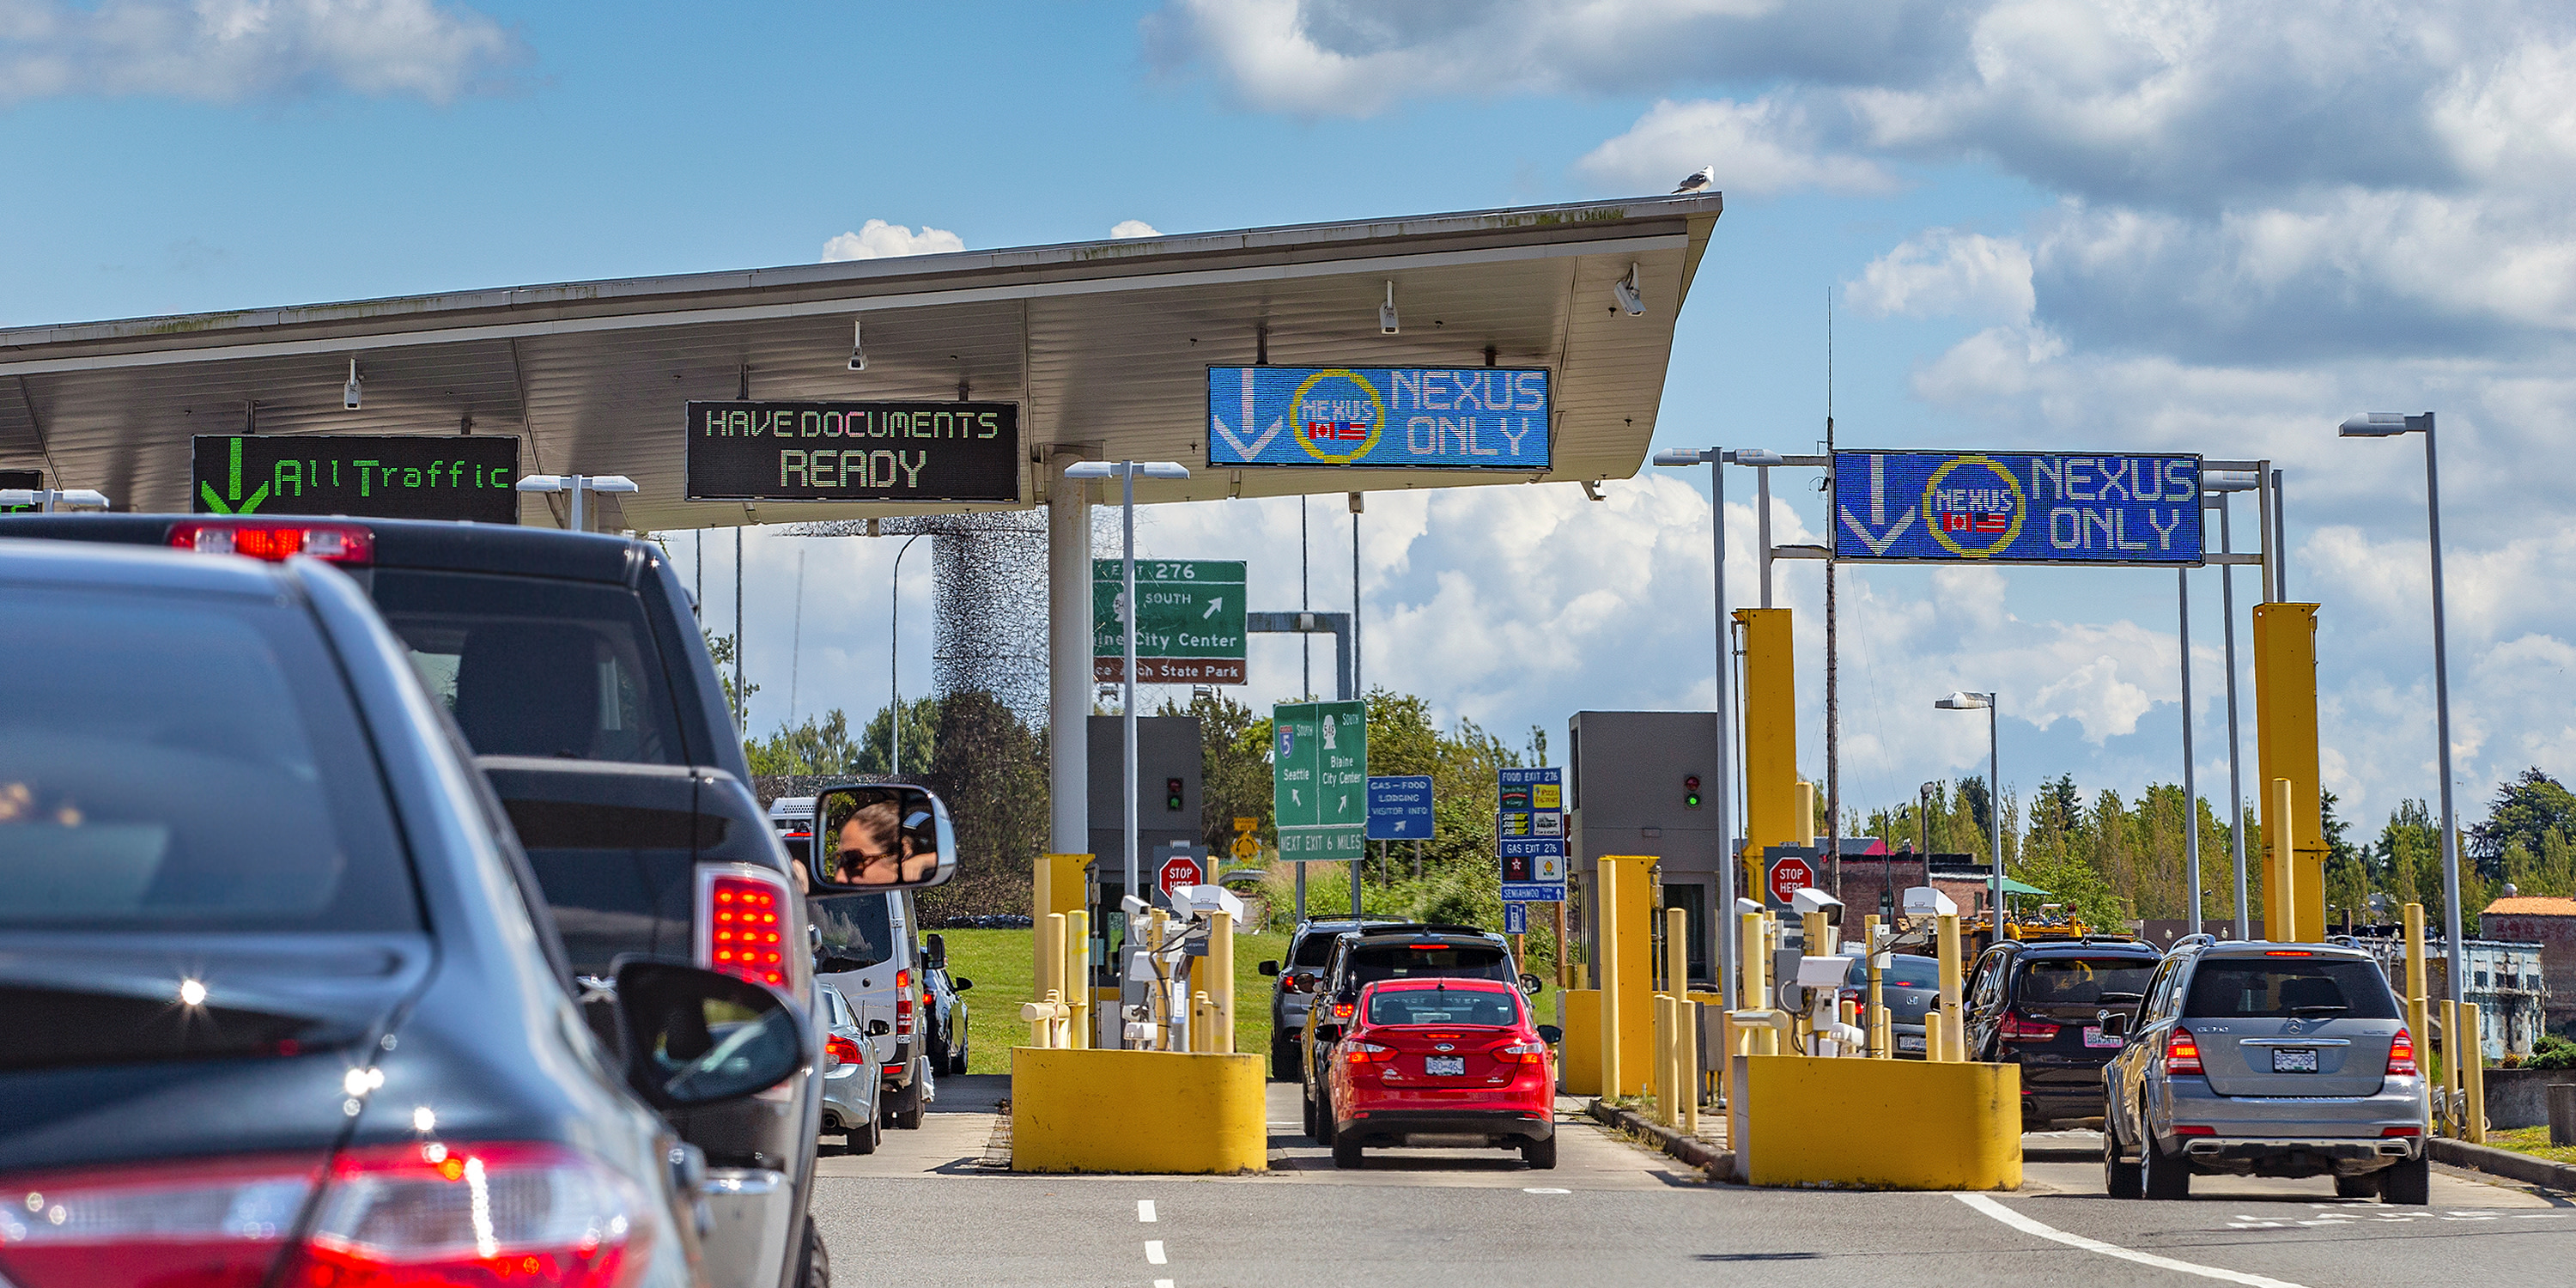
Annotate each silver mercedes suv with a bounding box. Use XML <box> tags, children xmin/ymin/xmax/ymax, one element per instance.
<box><xmin>2100</xmin><ymin>936</ymin><xmax>2427</xmax><ymax>1203</ymax></box>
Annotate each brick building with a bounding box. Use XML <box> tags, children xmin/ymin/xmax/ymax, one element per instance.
<box><xmin>2480</xmin><ymin>896</ymin><xmax>2576</xmax><ymax>1042</ymax></box>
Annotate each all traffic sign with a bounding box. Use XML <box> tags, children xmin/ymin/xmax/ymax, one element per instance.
<box><xmin>1767</xmin><ymin>853</ymin><xmax>1815</xmax><ymax>905</ymax></box>
<box><xmin>1158</xmin><ymin>854</ymin><xmax>1205</xmax><ymax>898</ymax></box>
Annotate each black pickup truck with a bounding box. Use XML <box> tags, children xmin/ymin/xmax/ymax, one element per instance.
<box><xmin>0</xmin><ymin>513</ymin><xmax>833</xmax><ymax>1288</ymax></box>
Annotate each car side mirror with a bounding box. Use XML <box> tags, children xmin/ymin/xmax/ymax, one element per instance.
<box><xmin>2098</xmin><ymin>1012</ymin><xmax>2130</xmax><ymax>1040</ymax></box>
<box><xmin>1257</xmin><ymin>960</ymin><xmax>1280</xmax><ymax>977</ymax></box>
<box><xmin>612</xmin><ymin>960</ymin><xmax>811</xmax><ymax>1112</ymax></box>
<box><xmin>807</xmin><ymin>784</ymin><xmax>957</xmax><ymax>891</ymax></box>
<box><xmin>1536</xmin><ymin>1024</ymin><xmax>1564</xmax><ymax>1045</ymax></box>
<box><xmin>866</xmin><ymin>1018</ymin><xmax>891</xmax><ymax>1036</ymax></box>
<box><xmin>952</xmin><ymin>977</ymin><xmax>973</xmax><ymax>992</ymax></box>
<box><xmin>1518</xmin><ymin>972</ymin><xmax>1543</xmax><ymax>997</ymax></box>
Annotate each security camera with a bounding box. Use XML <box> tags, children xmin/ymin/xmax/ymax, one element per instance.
<box><xmin>343</xmin><ymin>359</ymin><xmax>362</xmax><ymax>410</ymax></box>
<box><xmin>1790</xmin><ymin>886</ymin><xmax>1844</xmax><ymax>928</ymax></box>
<box><xmin>1121</xmin><ymin>894</ymin><xmax>1150</xmax><ymax>918</ymax></box>
<box><xmin>1379</xmin><ymin>282</ymin><xmax>1399</xmax><ymax>335</ymax></box>
<box><xmin>1612</xmin><ymin>264</ymin><xmax>1643</xmax><ymax>317</ymax></box>
<box><xmin>1902</xmin><ymin>885</ymin><xmax>1958</xmax><ymax>917</ymax></box>
<box><xmin>847</xmin><ymin>318</ymin><xmax>867</xmax><ymax>372</ymax></box>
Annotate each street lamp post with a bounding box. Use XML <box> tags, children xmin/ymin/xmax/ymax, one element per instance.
<box><xmin>1653</xmin><ymin>447</ymin><xmax>1737</xmax><ymax>993</ymax></box>
<box><xmin>2338</xmin><ymin>412</ymin><xmax>2465</xmax><ymax>1003</ymax></box>
<box><xmin>1936</xmin><ymin>692</ymin><xmax>2002</xmax><ymax>938</ymax></box>
<box><xmin>889</xmin><ymin>532</ymin><xmax>926</xmax><ymax>776</ymax></box>
<box><xmin>1062</xmin><ymin>459</ymin><xmax>1192</xmax><ymax>985</ymax></box>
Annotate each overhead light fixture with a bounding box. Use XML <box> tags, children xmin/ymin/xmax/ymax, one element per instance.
<box><xmin>1379</xmin><ymin>282</ymin><xmax>1399</xmax><ymax>336</ymax></box>
<box><xmin>848</xmin><ymin>318</ymin><xmax>866</xmax><ymax>372</ymax></box>
<box><xmin>343</xmin><ymin>359</ymin><xmax>362</xmax><ymax>410</ymax></box>
<box><xmin>1613</xmin><ymin>264</ymin><xmax>1643</xmax><ymax>317</ymax></box>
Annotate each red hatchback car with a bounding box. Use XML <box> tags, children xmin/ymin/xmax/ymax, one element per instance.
<box><xmin>1326</xmin><ymin>978</ymin><xmax>1560</xmax><ymax>1170</ymax></box>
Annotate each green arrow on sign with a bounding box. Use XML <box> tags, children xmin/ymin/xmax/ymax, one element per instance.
<box><xmin>197</xmin><ymin>438</ymin><xmax>270</xmax><ymax>515</ymax></box>
<box><xmin>1093</xmin><ymin>559</ymin><xmax>1248</xmax><ymax>659</ymax></box>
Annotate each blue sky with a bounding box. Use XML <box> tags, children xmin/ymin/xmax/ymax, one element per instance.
<box><xmin>10</xmin><ymin>0</ymin><xmax>2574</xmax><ymax>836</ymax></box>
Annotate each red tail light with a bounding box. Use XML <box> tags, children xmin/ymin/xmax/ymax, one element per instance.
<box><xmin>167</xmin><ymin>520</ymin><xmax>374</xmax><ymax>564</ymax></box>
<box><xmin>2166</xmin><ymin>1027</ymin><xmax>2204</xmax><ymax>1076</ymax></box>
<box><xmin>705</xmin><ymin>873</ymin><xmax>787</xmax><ymax>988</ymax></box>
<box><xmin>1342</xmin><ymin>1041</ymin><xmax>1394</xmax><ymax>1064</ymax></box>
<box><xmin>0</xmin><ymin>1142</ymin><xmax>653</xmax><ymax>1288</ymax></box>
<box><xmin>2000</xmin><ymin>1012</ymin><xmax>2061</xmax><ymax>1042</ymax></box>
<box><xmin>825</xmin><ymin>1036</ymin><xmax>863</xmax><ymax>1067</ymax></box>
<box><xmin>2171</xmin><ymin>1124</ymin><xmax>2215</xmax><ymax>1137</ymax></box>
<box><xmin>1495</xmin><ymin>1041</ymin><xmax>1550</xmax><ymax>1064</ymax></box>
<box><xmin>1331</xmin><ymin>1001</ymin><xmax>1353</xmax><ymax>1021</ymax></box>
<box><xmin>2381</xmin><ymin>1126</ymin><xmax>2421</xmax><ymax>1138</ymax></box>
<box><xmin>896</xmin><ymin>969</ymin><xmax>914</xmax><ymax>1041</ymax></box>
<box><xmin>2386</xmin><ymin>1026</ymin><xmax>2417</xmax><ymax>1076</ymax></box>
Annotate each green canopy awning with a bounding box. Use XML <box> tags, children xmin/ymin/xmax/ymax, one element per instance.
<box><xmin>1996</xmin><ymin>877</ymin><xmax>2051</xmax><ymax>896</ymax></box>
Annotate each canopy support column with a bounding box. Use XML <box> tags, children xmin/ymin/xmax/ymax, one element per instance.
<box><xmin>1049</xmin><ymin>470</ymin><xmax>1092</xmax><ymax>854</ymax></box>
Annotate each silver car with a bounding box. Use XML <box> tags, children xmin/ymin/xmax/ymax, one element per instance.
<box><xmin>2101</xmin><ymin>937</ymin><xmax>2427</xmax><ymax>1203</ymax></box>
<box><xmin>818</xmin><ymin>982</ymin><xmax>885</xmax><ymax>1155</ymax></box>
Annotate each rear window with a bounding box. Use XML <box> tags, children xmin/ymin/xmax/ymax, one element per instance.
<box><xmin>0</xmin><ymin>584</ymin><xmax>415</xmax><ymax>931</ymax></box>
<box><xmin>2184</xmin><ymin>958</ymin><xmax>2398</xmax><ymax>1020</ymax></box>
<box><xmin>2016</xmin><ymin>957</ymin><xmax>2157</xmax><ymax>1006</ymax></box>
<box><xmin>1366</xmin><ymin>987</ymin><xmax>1520</xmax><ymax>1027</ymax></box>
<box><xmin>372</xmin><ymin>569</ymin><xmax>686</xmax><ymax>764</ymax></box>
<box><xmin>1291</xmin><ymin>933</ymin><xmax>1342</xmax><ymax>967</ymax></box>
<box><xmin>1847</xmin><ymin>954</ymin><xmax>1941</xmax><ymax>988</ymax></box>
<box><xmin>1347</xmin><ymin>943</ymin><xmax>1509</xmax><ymax>989</ymax></box>
<box><xmin>501</xmin><ymin>797</ymin><xmax>700</xmax><ymax>977</ymax></box>
<box><xmin>811</xmin><ymin>890</ymin><xmax>896</xmax><ymax>971</ymax></box>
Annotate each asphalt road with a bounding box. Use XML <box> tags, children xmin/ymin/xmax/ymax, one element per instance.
<box><xmin>811</xmin><ymin>1076</ymin><xmax>2573</xmax><ymax>1287</ymax></box>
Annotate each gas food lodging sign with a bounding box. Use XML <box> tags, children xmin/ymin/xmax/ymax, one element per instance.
<box><xmin>1207</xmin><ymin>366</ymin><xmax>1551</xmax><ymax>470</ymax></box>
<box><xmin>1832</xmin><ymin>450</ymin><xmax>2204</xmax><ymax>566</ymax></box>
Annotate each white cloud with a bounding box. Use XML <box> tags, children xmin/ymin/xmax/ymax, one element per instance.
<box><xmin>1109</xmin><ymin>219</ymin><xmax>1162</xmax><ymax>239</ymax></box>
<box><xmin>820</xmin><ymin>219</ymin><xmax>966</xmax><ymax>263</ymax></box>
<box><xmin>1578</xmin><ymin>97</ymin><xmax>1899</xmax><ymax>197</ymax></box>
<box><xmin>1849</xmin><ymin>228</ymin><xmax>2034</xmax><ymax>320</ymax></box>
<box><xmin>0</xmin><ymin>0</ymin><xmax>523</xmax><ymax>105</ymax></box>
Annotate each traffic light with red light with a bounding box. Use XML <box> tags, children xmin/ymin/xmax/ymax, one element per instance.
<box><xmin>1684</xmin><ymin>775</ymin><xmax>1703</xmax><ymax>809</ymax></box>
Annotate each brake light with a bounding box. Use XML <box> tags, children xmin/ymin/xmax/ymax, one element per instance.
<box><xmin>2263</xmin><ymin>950</ymin><xmax>2313</xmax><ymax>957</ymax></box>
<box><xmin>1279</xmin><ymin>975</ymin><xmax>1303</xmax><ymax>993</ymax></box>
<box><xmin>2171</xmin><ymin>1124</ymin><xmax>2215</xmax><ymax>1137</ymax></box>
<box><xmin>825</xmin><ymin>1036</ymin><xmax>863</xmax><ymax>1067</ymax></box>
<box><xmin>705</xmin><ymin>873</ymin><xmax>787</xmax><ymax>988</ymax></box>
<box><xmin>1343</xmin><ymin>1041</ymin><xmax>1394</xmax><ymax>1064</ymax></box>
<box><xmin>0</xmin><ymin>1142</ymin><xmax>653</xmax><ymax>1288</ymax></box>
<box><xmin>896</xmin><ymin>969</ymin><xmax>914</xmax><ymax>1041</ymax></box>
<box><xmin>1332</xmin><ymin>1001</ymin><xmax>1353</xmax><ymax>1021</ymax></box>
<box><xmin>1496</xmin><ymin>1042</ymin><xmax>1550</xmax><ymax>1064</ymax></box>
<box><xmin>2166</xmin><ymin>1028</ymin><xmax>2204</xmax><ymax>1076</ymax></box>
<box><xmin>2000</xmin><ymin>1012</ymin><xmax>2061</xmax><ymax>1042</ymax></box>
<box><xmin>167</xmin><ymin>520</ymin><xmax>374</xmax><ymax>565</ymax></box>
<box><xmin>2381</xmin><ymin>1126</ymin><xmax>2421</xmax><ymax>1138</ymax></box>
<box><xmin>2387</xmin><ymin>1026</ymin><xmax>2417</xmax><ymax>1076</ymax></box>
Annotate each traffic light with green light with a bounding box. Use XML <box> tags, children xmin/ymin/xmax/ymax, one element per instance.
<box><xmin>1166</xmin><ymin>777</ymin><xmax>1186</xmax><ymax>811</ymax></box>
<box><xmin>1684</xmin><ymin>775</ymin><xmax>1703</xmax><ymax>809</ymax></box>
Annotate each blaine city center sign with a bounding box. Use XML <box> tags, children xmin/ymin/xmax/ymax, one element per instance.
<box><xmin>1093</xmin><ymin>559</ymin><xmax>1248</xmax><ymax>684</ymax></box>
<box><xmin>684</xmin><ymin>400</ymin><xmax>1022</xmax><ymax>503</ymax></box>
<box><xmin>1207</xmin><ymin>367</ymin><xmax>1550</xmax><ymax>469</ymax></box>
<box><xmin>1832</xmin><ymin>450</ymin><xmax>2204</xmax><ymax>565</ymax></box>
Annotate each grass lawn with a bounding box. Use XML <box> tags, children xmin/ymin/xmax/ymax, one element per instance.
<box><xmin>930</xmin><ymin>927</ymin><xmax>1558</xmax><ymax>1075</ymax></box>
<box><xmin>2483</xmin><ymin>1125</ymin><xmax>2576</xmax><ymax>1166</ymax></box>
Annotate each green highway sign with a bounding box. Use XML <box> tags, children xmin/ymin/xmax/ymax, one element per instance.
<box><xmin>1273</xmin><ymin>700</ymin><xmax>1366</xmax><ymax>862</ymax></box>
<box><xmin>1094</xmin><ymin>559</ymin><xmax>1248</xmax><ymax>684</ymax></box>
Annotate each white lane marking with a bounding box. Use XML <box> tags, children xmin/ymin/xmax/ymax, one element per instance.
<box><xmin>1145</xmin><ymin>1240</ymin><xmax>1167</xmax><ymax>1265</ymax></box>
<box><xmin>1953</xmin><ymin>1194</ymin><xmax>2309</xmax><ymax>1288</ymax></box>
<box><xmin>1523</xmin><ymin>1187</ymin><xmax>1571</xmax><ymax>1194</ymax></box>
<box><xmin>1138</xmin><ymin>1200</ymin><xmax>1157</xmax><ymax>1223</ymax></box>
<box><xmin>1156</xmin><ymin>1281</ymin><xmax>1174</xmax><ymax>1288</ymax></box>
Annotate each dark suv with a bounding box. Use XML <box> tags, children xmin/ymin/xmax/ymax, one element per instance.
<box><xmin>1962</xmin><ymin>938</ymin><xmax>2162</xmax><ymax>1127</ymax></box>
<box><xmin>0</xmin><ymin>513</ymin><xmax>833</xmax><ymax>1286</ymax></box>
<box><xmin>1298</xmin><ymin>924</ymin><xmax>1522</xmax><ymax>1143</ymax></box>
<box><xmin>1257</xmin><ymin>918</ymin><xmax>1397</xmax><ymax>1082</ymax></box>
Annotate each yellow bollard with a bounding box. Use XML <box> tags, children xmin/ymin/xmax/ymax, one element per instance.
<box><xmin>1665</xmin><ymin>907</ymin><xmax>1692</xmax><ymax>1128</ymax></box>
<box><xmin>1935</xmin><ymin>912</ymin><xmax>1965</xmax><ymax>1063</ymax></box>
<box><xmin>1600</xmin><ymin>860</ymin><xmax>1623</xmax><ymax>1100</ymax></box>
<box><xmin>1923</xmin><ymin>1011</ymin><xmax>1946</xmax><ymax>1065</ymax></box>
<box><xmin>1651</xmin><ymin>994</ymin><xmax>1672</xmax><ymax>1124</ymax></box>
<box><xmin>1209</xmin><ymin>902</ymin><xmax>1236</xmax><ymax>1054</ymax></box>
<box><xmin>1038</xmin><ymin>913</ymin><xmax>1066</xmax><ymax>1027</ymax></box>
<box><xmin>1862</xmin><ymin>914</ymin><xmax>1885</xmax><ymax>1058</ymax></box>
<box><xmin>1066</xmin><ymin>909</ymin><xmax>1091</xmax><ymax>1050</ymax></box>
<box><xmin>1146</xmin><ymin>908</ymin><xmax>1170</xmax><ymax>1051</ymax></box>
<box><xmin>2464</xmin><ymin>1002</ymin><xmax>2487</xmax><ymax>1144</ymax></box>
<box><xmin>2439</xmin><ymin>999</ymin><xmax>2461</xmax><ymax>1136</ymax></box>
<box><xmin>2403</xmin><ymin>902</ymin><xmax>2430</xmax><ymax>1133</ymax></box>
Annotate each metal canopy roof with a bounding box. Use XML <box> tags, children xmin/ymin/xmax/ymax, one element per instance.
<box><xmin>0</xmin><ymin>194</ymin><xmax>1722</xmax><ymax>532</ymax></box>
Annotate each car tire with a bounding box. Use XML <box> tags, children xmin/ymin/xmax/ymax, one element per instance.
<box><xmin>2104</xmin><ymin>1116</ymin><xmax>2143</xmax><ymax>1200</ymax></box>
<box><xmin>2379</xmin><ymin>1155</ymin><xmax>2430</xmax><ymax>1206</ymax></box>
<box><xmin>947</xmin><ymin>1037</ymin><xmax>970</xmax><ymax>1077</ymax></box>
<box><xmin>846</xmin><ymin>1109</ymin><xmax>880</xmax><ymax>1156</ymax></box>
<box><xmin>2141</xmin><ymin>1133</ymin><xmax>2191</xmax><ymax>1200</ymax></box>
<box><xmin>2333</xmin><ymin>1172</ymin><xmax>2380</xmax><ymax>1199</ymax></box>
<box><xmin>887</xmin><ymin>1074</ymin><xmax>926</xmax><ymax>1130</ymax></box>
<box><xmin>795</xmin><ymin>1219</ymin><xmax>829</xmax><ymax>1288</ymax></box>
<box><xmin>1272</xmin><ymin>1036</ymin><xmax>1299</xmax><ymax>1083</ymax></box>
<box><xmin>1331</xmin><ymin>1126</ymin><xmax>1362</xmax><ymax>1170</ymax></box>
<box><xmin>1303</xmin><ymin>1090</ymin><xmax>1321</xmax><ymax>1143</ymax></box>
<box><xmin>1521</xmin><ymin>1134</ymin><xmax>1558</xmax><ymax>1170</ymax></box>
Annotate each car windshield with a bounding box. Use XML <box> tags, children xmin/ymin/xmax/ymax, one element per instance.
<box><xmin>1291</xmin><ymin>932</ymin><xmax>1343</xmax><ymax>967</ymax></box>
<box><xmin>1846</xmin><ymin>954</ymin><xmax>1941</xmax><ymax>988</ymax></box>
<box><xmin>811</xmin><ymin>890</ymin><xmax>895</xmax><ymax>971</ymax></box>
<box><xmin>0</xmin><ymin>583</ymin><xmax>414</xmax><ymax>931</ymax></box>
<box><xmin>2017</xmin><ymin>957</ymin><xmax>2156</xmax><ymax>1005</ymax></box>
<box><xmin>1346</xmin><ymin>943</ymin><xmax>1509</xmax><ymax>989</ymax></box>
<box><xmin>1367</xmin><ymin>986</ymin><xmax>1520</xmax><ymax>1027</ymax></box>
<box><xmin>2184</xmin><ymin>958</ymin><xmax>2398</xmax><ymax>1019</ymax></box>
<box><xmin>372</xmin><ymin>569</ymin><xmax>686</xmax><ymax>764</ymax></box>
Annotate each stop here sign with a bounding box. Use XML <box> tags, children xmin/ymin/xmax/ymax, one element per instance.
<box><xmin>1158</xmin><ymin>854</ymin><xmax>1205</xmax><ymax>899</ymax></box>
<box><xmin>1767</xmin><ymin>854</ymin><xmax>1814</xmax><ymax>905</ymax></box>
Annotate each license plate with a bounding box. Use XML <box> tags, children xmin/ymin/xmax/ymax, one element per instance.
<box><xmin>1425</xmin><ymin>1055</ymin><xmax>1466</xmax><ymax>1076</ymax></box>
<box><xmin>1897</xmin><ymin>1035</ymin><xmax>1926</xmax><ymax>1052</ymax></box>
<box><xmin>2083</xmin><ymin>1026</ymin><xmax>2123</xmax><ymax>1049</ymax></box>
<box><xmin>2272</xmin><ymin>1048</ymin><xmax>2318</xmax><ymax>1073</ymax></box>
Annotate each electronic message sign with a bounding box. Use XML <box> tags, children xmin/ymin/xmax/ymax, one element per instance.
<box><xmin>1832</xmin><ymin>450</ymin><xmax>2203</xmax><ymax>566</ymax></box>
<box><xmin>0</xmin><ymin>469</ymin><xmax>40</xmax><ymax>513</ymax></box>
<box><xmin>1208</xmin><ymin>366</ymin><xmax>1551</xmax><ymax>470</ymax></box>
<box><xmin>685</xmin><ymin>400</ymin><xmax>1021</xmax><ymax>503</ymax></box>
<box><xmin>191</xmin><ymin>435</ymin><xmax>519</xmax><ymax>522</ymax></box>
<box><xmin>1093</xmin><ymin>559</ymin><xmax>1247</xmax><ymax>684</ymax></box>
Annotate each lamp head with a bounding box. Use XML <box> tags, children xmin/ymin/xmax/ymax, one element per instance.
<box><xmin>1060</xmin><ymin>461</ymin><xmax>1113</xmax><ymax>480</ymax></box>
<box><xmin>1934</xmin><ymin>691</ymin><xmax>1991</xmax><ymax>710</ymax></box>
<box><xmin>2339</xmin><ymin>411</ymin><xmax>2426</xmax><ymax>437</ymax></box>
<box><xmin>589</xmin><ymin>476</ymin><xmax>640</xmax><ymax>495</ymax></box>
<box><xmin>513</xmin><ymin>476</ymin><xmax>566</xmax><ymax>494</ymax></box>
<box><xmin>1734</xmin><ymin>448</ymin><xmax>1785</xmax><ymax>466</ymax></box>
<box><xmin>1650</xmin><ymin>448</ymin><xmax>1704</xmax><ymax>467</ymax></box>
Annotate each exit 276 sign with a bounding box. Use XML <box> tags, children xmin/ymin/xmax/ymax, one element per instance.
<box><xmin>1832</xmin><ymin>450</ymin><xmax>2202</xmax><ymax>566</ymax></box>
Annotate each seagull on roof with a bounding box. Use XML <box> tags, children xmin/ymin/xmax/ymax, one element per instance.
<box><xmin>1672</xmin><ymin>165</ymin><xmax>1715</xmax><ymax>195</ymax></box>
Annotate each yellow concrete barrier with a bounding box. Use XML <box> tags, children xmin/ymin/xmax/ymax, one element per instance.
<box><xmin>1010</xmin><ymin>1047</ymin><xmax>1267</xmax><ymax>1174</ymax></box>
<box><xmin>1559</xmin><ymin>988</ymin><xmax>1600</xmax><ymax>1096</ymax></box>
<box><xmin>1727</xmin><ymin>1054</ymin><xmax>2020</xmax><ymax>1190</ymax></box>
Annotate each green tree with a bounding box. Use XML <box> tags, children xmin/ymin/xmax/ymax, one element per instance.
<box><xmin>855</xmin><ymin>697</ymin><xmax>941</xmax><ymax>776</ymax></box>
<box><xmin>2470</xmin><ymin>769</ymin><xmax>2576</xmax><ymax>878</ymax></box>
<box><xmin>914</xmin><ymin>690</ymin><xmax>1047</xmax><ymax>923</ymax></box>
<box><xmin>746</xmin><ymin>708</ymin><xmax>866</xmax><ymax>775</ymax></box>
<box><xmin>1162</xmin><ymin>690</ymin><xmax>1276</xmax><ymax>857</ymax></box>
<box><xmin>702</xmin><ymin>629</ymin><xmax>756</xmax><ymax>732</ymax></box>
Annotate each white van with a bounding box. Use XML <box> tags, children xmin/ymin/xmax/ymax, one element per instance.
<box><xmin>772</xmin><ymin>796</ymin><xmax>934</xmax><ymax>1129</ymax></box>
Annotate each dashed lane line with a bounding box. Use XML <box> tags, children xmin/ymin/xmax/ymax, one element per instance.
<box><xmin>1145</xmin><ymin>1239</ymin><xmax>1168</xmax><ymax>1266</ymax></box>
<box><xmin>1953</xmin><ymin>1194</ymin><xmax>2310</xmax><ymax>1288</ymax></box>
<box><xmin>1139</xmin><ymin>1200</ymin><xmax>1157</xmax><ymax>1223</ymax></box>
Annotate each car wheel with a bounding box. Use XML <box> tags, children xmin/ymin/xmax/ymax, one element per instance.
<box><xmin>847</xmin><ymin>1109</ymin><xmax>880</xmax><ymax>1156</ymax></box>
<box><xmin>2333</xmin><ymin>1172</ymin><xmax>2380</xmax><ymax>1199</ymax></box>
<box><xmin>1272</xmin><ymin>1036</ymin><xmax>1299</xmax><ymax>1082</ymax></box>
<box><xmin>2104</xmin><ymin>1114</ymin><xmax>2142</xmax><ymax>1200</ymax></box>
<box><xmin>1303</xmin><ymin>1089</ymin><xmax>1321</xmax><ymax>1143</ymax></box>
<box><xmin>2379</xmin><ymin>1155</ymin><xmax>2430</xmax><ymax>1206</ymax></box>
<box><xmin>1330</xmin><ymin>1124</ymin><xmax>1362</xmax><ymax>1170</ymax></box>
<box><xmin>795</xmin><ymin>1218</ymin><xmax>829</xmax><ymax>1288</ymax></box>
<box><xmin>947</xmin><ymin>1037</ymin><xmax>970</xmax><ymax>1077</ymax></box>
<box><xmin>1521</xmin><ymin>1134</ymin><xmax>1558</xmax><ymax>1170</ymax></box>
<box><xmin>2141</xmin><ymin>1132</ymin><xmax>2190</xmax><ymax>1200</ymax></box>
<box><xmin>887</xmin><ymin>1074</ymin><xmax>926</xmax><ymax>1130</ymax></box>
